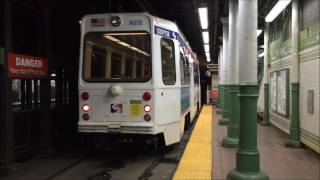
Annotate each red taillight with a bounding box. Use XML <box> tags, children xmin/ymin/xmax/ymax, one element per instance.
<box><xmin>143</xmin><ymin>92</ymin><xmax>151</xmax><ymax>101</ymax></box>
<box><xmin>144</xmin><ymin>114</ymin><xmax>151</xmax><ymax>121</ymax></box>
<box><xmin>81</xmin><ymin>92</ymin><xmax>89</xmax><ymax>100</ymax></box>
<box><xmin>144</xmin><ymin>105</ymin><xmax>151</xmax><ymax>112</ymax></box>
<box><xmin>82</xmin><ymin>104</ymin><xmax>90</xmax><ymax>112</ymax></box>
<box><xmin>82</xmin><ymin>113</ymin><xmax>90</xmax><ymax>121</ymax></box>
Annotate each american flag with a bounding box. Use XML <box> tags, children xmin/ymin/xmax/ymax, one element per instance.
<box><xmin>91</xmin><ymin>18</ymin><xmax>105</xmax><ymax>27</ymax></box>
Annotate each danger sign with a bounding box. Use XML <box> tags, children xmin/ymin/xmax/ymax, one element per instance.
<box><xmin>8</xmin><ymin>53</ymin><xmax>48</xmax><ymax>78</ymax></box>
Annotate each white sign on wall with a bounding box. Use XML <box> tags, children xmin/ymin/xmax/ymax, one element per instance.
<box><xmin>270</xmin><ymin>69</ymin><xmax>289</xmax><ymax>117</ymax></box>
<box><xmin>270</xmin><ymin>72</ymin><xmax>277</xmax><ymax>111</ymax></box>
<box><xmin>277</xmin><ymin>70</ymin><xmax>287</xmax><ymax>115</ymax></box>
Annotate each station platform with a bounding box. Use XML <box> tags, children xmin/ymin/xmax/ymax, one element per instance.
<box><xmin>173</xmin><ymin>105</ymin><xmax>320</xmax><ymax>180</ymax></box>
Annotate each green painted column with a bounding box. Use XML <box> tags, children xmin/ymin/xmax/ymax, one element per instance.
<box><xmin>217</xmin><ymin>84</ymin><xmax>221</xmax><ymax>107</ymax></box>
<box><xmin>217</xmin><ymin>85</ymin><xmax>224</xmax><ymax>114</ymax></box>
<box><xmin>217</xmin><ymin>46</ymin><xmax>224</xmax><ymax>114</ymax></box>
<box><xmin>227</xmin><ymin>0</ymin><xmax>268</xmax><ymax>179</ymax></box>
<box><xmin>286</xmin><ymin>0</ymin><xmax>301</xmax><ymax>148</ymax></box>
<box><xmin>261</xmin><ymin>23</ymin><xmax>270</xmax><ymax>126</ymax></box>
<box><xmin>219</xmin><ymin>17</ymin><xmax>229</xmax><ymax>125</ymax></box>
<box><xmin>222</xmin><ymin>85</ymin><xmax>239</xmax><ymax>147</ymax></box>
<box><xmin>261</xmin><ymin>83</ymin><xmax>270</xmax><ymax>125</ymax></box>
<box><xmin>219</xmin><ymin>85</ymin><xmax>230</xmax><ymax>125</ymax></box>
<box><xmin>286</xmin><ymin>83</ymin><xmax>301</xmax><ymax>147</ymax></box>
<box><xmin>227</xmin><ymin>85</ymin><xmax>268</xmax><ymax>180</ymax></box>
<box><xmin>0</xmin><ymin>0</ymin><xmax>14</xmax><ymax>176</ymax></box>
<box><xmin>222</xmin><ymin>0</ymin><xmax>239</xmax><ymax>147</ymax></box>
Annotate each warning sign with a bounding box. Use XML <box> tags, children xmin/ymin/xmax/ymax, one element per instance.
<box><xmin>8</xmin><ymin>53</ymin><xmax>48</xmax><ymax>78</ymax></box>
<box><xmin>130</xmin><ymin>100</ymin><xmax>142</xmax><ymax>117</ymax></box>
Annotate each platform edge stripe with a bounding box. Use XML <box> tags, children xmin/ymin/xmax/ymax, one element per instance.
<box><xmin>173</xmin><ymin>105</ymin><xmax>212</xmax><ymax>180</ymax></box>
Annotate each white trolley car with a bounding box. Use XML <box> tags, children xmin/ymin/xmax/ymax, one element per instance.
<box><xmin>78</xmin><ymin>13</ymin><xmax>201</xmax><ymax>146</ymax></box>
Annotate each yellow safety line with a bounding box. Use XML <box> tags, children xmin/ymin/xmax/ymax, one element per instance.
<box><xmin>173</xmin><ymin>105</ymin><xmax>213</xmax><ymax>180</ymax></box>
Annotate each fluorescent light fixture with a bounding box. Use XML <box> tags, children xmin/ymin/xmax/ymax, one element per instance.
<box><xmin>259</xmin><ymin>52</ymin><xmax>264</xmax><ymax>57</ymax></box>
<box><xmin>202</xmin><ymin>31</ymin><xmax>209</xmax><ymax>44</ymax></box>
<box><xmin>198</xmin><ymin>7</ymin><xmax>208</xmax><ymax>29</ymax></box>
<box><xmin>104</xmin><ymin>35</ymin><xmax>150</xmax><ymax>56</ymax></box>
<box><xmin>205</xmin><ymin>52</ymin><xmax>210</xmax><ymax>58</ymax></box>
<box><xmin>51</xmin><ymin>73</ymin><xmax>56</xmax><ymax>77</ymax></box>
<box><xmin>104</xmin><ymin>32</ymin><xmax>147</xmax><ymax>36</ymax></box>
<box><xmin>265</xmin><ymin>0</ymin><xmax>292</xmax><ymax>22</ymax></box>
<box><xmin>207</xmin><ymin>57</ymin><xmax>211</xmax><ymax>62</ymax></box>
<box><xmin>204</xmin><ymin>44</ymin><xmax>209</xmax><ymax>52</ymax></box>
<box><xmin>257</xmin><ymin>30</ymin><xmax>262</xmax><ymax>37</ymax></box>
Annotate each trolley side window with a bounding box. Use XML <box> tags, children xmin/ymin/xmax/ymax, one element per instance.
<box><xmin>193</xmin><ymin>63</ymin><xmax>200</xmax><ymax>86</ymax></box>
<box><xmin>161</xmin><ymin>38</ymin><xmax>176</xmax><ymax>85</ymax></box>
<box><xmin>180</xmin><ymin>54</ymin><xmax>190</xmax><ymax>85</ymax></box>
<box><xmin>83</xmin><ymin>31</ymin><xmax>151</xmax><ymax>82</ymax></box>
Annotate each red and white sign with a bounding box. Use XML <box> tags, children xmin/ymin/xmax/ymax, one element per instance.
<box><xmin>8</xmin><ymin>53</ymin><xmax>48</xmax><ymax>78</ymax></box>
<box><xmin>207</xmin><ymin>63</ymin><xmax>219</xmax><ymax>69</ymax></box>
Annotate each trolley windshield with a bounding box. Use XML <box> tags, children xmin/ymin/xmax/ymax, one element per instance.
<box><xmin>82</xmin><ymin>32</ymin><xmax>151</xmax><ymax>82</ymax></box>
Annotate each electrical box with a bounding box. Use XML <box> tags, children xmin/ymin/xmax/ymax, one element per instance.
<box><xmin>307</xmin><ymin>89</ymin><xmax>314</xmax><ymax>114</ymax></box>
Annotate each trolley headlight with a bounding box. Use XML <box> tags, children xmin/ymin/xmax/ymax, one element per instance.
<box><xmin>82</xmin><ymin>104</ymin><xmax>90</xmax><ymax>112</ymax></box>
<box><xmin>110</xmin><ymin>16</ymin><xmax>121</xmax><ymax>27</ymax></box>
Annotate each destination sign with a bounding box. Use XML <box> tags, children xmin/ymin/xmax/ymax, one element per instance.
<box><xmin>154</xmin><ymin>26</ymin><xmax>185</xmax><ymax>46</ymax></box>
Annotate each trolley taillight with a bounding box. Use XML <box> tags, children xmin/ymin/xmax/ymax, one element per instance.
<box><xmin>144</xmin><ymin>114</ymin><xmax>151</xmax><ymax>121</ymax></box>
<box><xmin>82</xmin><ymin>113</ymin><xmax>90</xmax><ymax>121</ymax></box>
<box><xmin>81</xmin><ymin>92</ymin><xmax>90</xmax><ymax>100</ymax></box>
<box><xmin>143</xmin><ymin>92</ymin><xmax>151</xmax><ymax>101</ymax></box>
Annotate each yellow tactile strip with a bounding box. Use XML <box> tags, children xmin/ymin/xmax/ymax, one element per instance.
<box><xmin>173</xmin><ymin>105</ymin><xmax>212</xmax><ymax>180</ymax></box>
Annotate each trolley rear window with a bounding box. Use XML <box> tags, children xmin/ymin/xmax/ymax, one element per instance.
<box><xmin>82</xmin><ymin>32</ymin><xmax>151</xmax><ymax>82</ymax></box>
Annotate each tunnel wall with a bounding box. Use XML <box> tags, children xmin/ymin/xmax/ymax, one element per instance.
<box><xmin>267</xmin><ymin>0</ymin><xmax>320</xmax><ymax>153</ymax></box>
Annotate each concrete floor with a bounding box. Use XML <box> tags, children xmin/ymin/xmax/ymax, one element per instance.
<box><xmin>213</xmin><ymin>106</ymin><xmax>320</xmax><ymax>180</ymax></box>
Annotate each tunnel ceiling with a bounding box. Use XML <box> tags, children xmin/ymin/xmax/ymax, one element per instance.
<box><xmin>9</xmin><ymin>0</ymin><xmax>278</xmax><ymax>64</ymax></box>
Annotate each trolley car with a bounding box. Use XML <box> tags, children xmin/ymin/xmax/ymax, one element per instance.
<box><xmin>78</xmin><ymin>13</ymin><xmax>201</xmax><ymax>146</ymax></box>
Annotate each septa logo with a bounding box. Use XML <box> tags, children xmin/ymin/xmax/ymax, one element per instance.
<box><xmin>111</xmin><ymin>104</ymin><xmax>123</xmax><ymax>113</ymax></box>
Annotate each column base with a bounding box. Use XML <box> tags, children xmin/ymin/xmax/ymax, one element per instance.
<box><xmin>260</xmin><ymin>121</ymin><xmax>270</xmax><ymax>126</ymax></box>
<box><xmin>227</xmin><ymin>169</ymin><xmax>269</xmax><ymax>180</ymax></box>
<box><xmin>222</xmin><ymin>136</ymin><xmax>238</xmax><ymax>148</ymax></box>
<box><xmin>285</xmin><ymin>140</ymin><xmax>302</xmax><ymax>148</ymax></box>
<box><xmin>218</xmin><ymin>118</ymin><xmax>229</xmax><ymax>125</ymax></box>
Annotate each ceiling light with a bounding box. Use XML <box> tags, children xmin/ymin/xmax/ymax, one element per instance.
<box><xmin>205</xmin><ymin>52</ymin><xmax>210</xmax><ymax>58</ymax></box>
<box><xmin>204</xmin><ymin>44</ymin><xmax>209</xmax><ymax>52</ymax></box>
<box><xmin>198</xmin><ymin>7</ymin><xmax>208</xmax><ymax>29</ymax></box>
<box><xmin>265</xmin><ymin>0</ymin><xmax>292</xmax><ymax>22</ymax></box>
<box><xmin>206</xmin><ymin>57</ymin><xmax>211</xmax><ymax>62</ymax></box>
<box><xmin>104</xmin><ymin>35</ymin><xmax>150</xmax><ymax>56</ymax></box>
<box><xmin>257</xmin><ymin>30</ymin><xmax>263</xmax><ymax>37</ymax></box>
<box><xmin>202</xmin><ymin>31</ymin><xmax>209</xmax><ymax>44</ymax></box>
<box><xmin>104</xmin><ymin>32</ymin><xmax>147</xmax><ymax>36</ymax></box>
